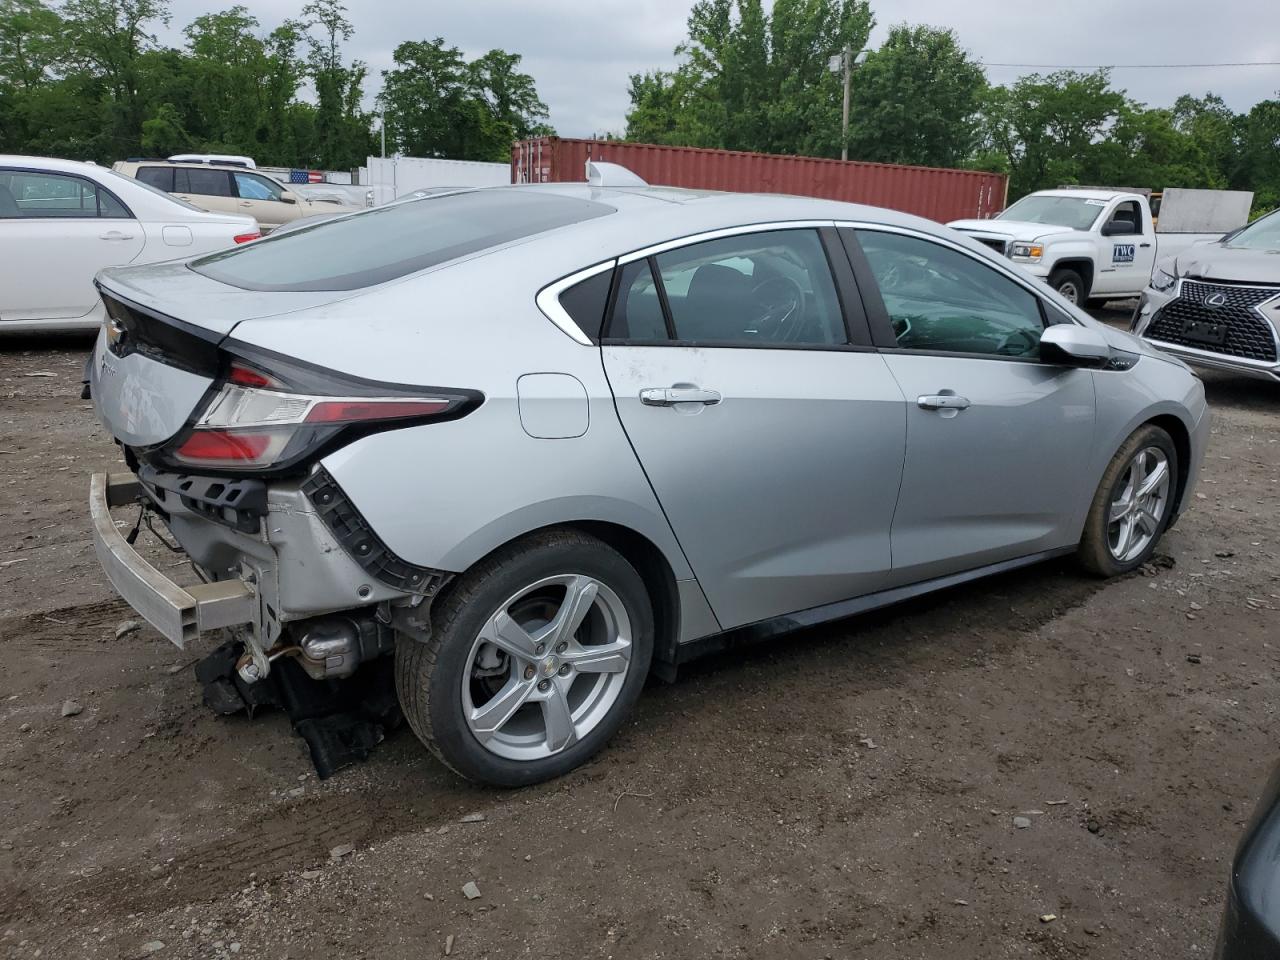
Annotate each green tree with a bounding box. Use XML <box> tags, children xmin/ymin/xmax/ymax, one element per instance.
<box><xmin>300</xmin><ymin>0</ymin><xmax>370</xmax><ymax>168</ymax></box>
<box><xmin>1172</xmin><ymin>93</ymin><xmax>1237</xmax><ymax>188</ymax></box>
<box><xmin>845</xmin><ymin>25</ymin><xmax>985</xmax><ymax>168</ymax></box>
<box><xmin>624</xmin><ymin>0</ymin><xmax>873</xmax><ymax>157</ymax></box>
<box><xmin>379</xmin><ymin>38</ymin><xmax>551</xmax><ymax>161</ymax></box>
<box><xmin>1085</xmin><ymin>103</ymin><xmax>1222</xmax><ymax>191</ymax></box>
<box><xmin>60</xmin><ymin>0</ymin><xmax>171</xmax><ymax>157</ymax></box>
<box><xmin>469</xmin><ymin>49</ymin><xmax>552</xmax><ymax>142</ymax></box>
<box><xmin>1233</xmin><ymin>97</ymin><xmax>1280</xmax><ymax>214</ymax></box>
<box><xmin>182</xmin><ymin>6</ymin><xmax>270</xmax><ymax>152</ymax></box>
<box><xmin>980</xmin><ymin>70</ymin><xmax>1125</xmax><ymax>198</ymax></box>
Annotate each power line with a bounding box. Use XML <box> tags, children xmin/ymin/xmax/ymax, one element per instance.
<box><xmin>981</xmin><ymin>61</ymin><xmax>1280</xmax><ymax>70</ymax></box>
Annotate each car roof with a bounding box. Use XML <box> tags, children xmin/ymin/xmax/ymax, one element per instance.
<box><xmin>1031</xmin><ymin>189</ymin><xmax>1136</xmax><ymax>202</ymax></box>
<box><xmin>0</xmin><ymin>154</ymin><xmax>108</xmax><ymax>174</ymax></box>
<box><xmin>121</xmin><ymin>159</ymin><xmax>262</xmax><ymax>173</ymax></box>
<box><xmin>423</xmin><ymin>182</ymin><xmax>952</xmax><ymax>277</ymax></box>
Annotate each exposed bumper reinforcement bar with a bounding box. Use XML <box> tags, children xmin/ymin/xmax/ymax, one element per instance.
<box><xmin>89</xmin><ymin>472</ymin><xmax>255</xmax><ymax>648</ymax></box>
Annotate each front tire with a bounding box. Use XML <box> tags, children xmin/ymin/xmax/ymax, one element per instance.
<box><xmin>1049</xmin><ymin>267</ymin><xmax>1087</xmax><ymax>305</ymax></box>
<box><xmin>1078</xmin><ymin>425</ymin><xmax>1178</xmax><ymax>577</ymax></box>
<box><xmin>395</xmin><ymin>530</ymin><xmax>653</xmax><ymax>787</ymax></box>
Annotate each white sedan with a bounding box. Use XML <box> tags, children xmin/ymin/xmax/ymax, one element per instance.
<box><xmin>0</xmin><ymin>155</ymin><xmax>260</xmax><ymax>334</ymax></box>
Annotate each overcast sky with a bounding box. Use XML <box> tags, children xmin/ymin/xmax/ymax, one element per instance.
<box><xmin>158</xmin><ymin>0</ymin><xmax>1280</xmax><ymax>137</ymax></box>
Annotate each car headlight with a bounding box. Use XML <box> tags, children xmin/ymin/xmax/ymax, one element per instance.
<box><xmin>1150</xmin><ymin>266</ymin><xmax>1177</xmax><ymax>293</ymax></box>
<box><xmin>1011</xmin><ymin>242</ymin><xmax>1043</xmax><ymax>261</ymax></box>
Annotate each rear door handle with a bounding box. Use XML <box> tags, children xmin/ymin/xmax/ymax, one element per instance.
<box><xmin>641</xmin><ymin>386</ymin><xmax>722</xmax><ymax>406</ymax></box>
<box><xmin>99</xmin><ymin>231</ymin><xmax>134</xmax><ymax>241</ymax></box>
<box><xmin>917</xmin><ymin>394</ymin><xmax>971</xmax><ymax>411</ymax></box>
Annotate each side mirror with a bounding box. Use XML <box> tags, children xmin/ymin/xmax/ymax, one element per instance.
<box><xmin>280</xmin><ymin>190</ymin><xmax>298</xmax><ymax>205</ymax></box>
<box><xmin>1101</xmin><ymin>218</ymin><xmax>1135</xmax><ymax>237</ymax></box>
<box><xmin>1040</xmin><ymin>324</ymin><xmax>1111</xmax><ymax>367</ymax></box>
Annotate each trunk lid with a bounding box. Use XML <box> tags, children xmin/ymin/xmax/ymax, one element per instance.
<box><xmin>91</xmin><ymin>260</ymin><xmax>358</xmax><ymax>447</ymax></box>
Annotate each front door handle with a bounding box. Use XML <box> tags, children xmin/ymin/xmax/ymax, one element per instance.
<box><xmin>917</xmin><ymin>394</ymin><xmax>971</xmax><ymax>411</ymax></box>
<box><xmin>1139</xmin><ymin>242</ymin><xmax>1152</xmax><ymax>248</ymax></box>
<box><xmin>640</xmin><ymin>386</ymin><xmax>722</xmax><ymax>406</ymax></box>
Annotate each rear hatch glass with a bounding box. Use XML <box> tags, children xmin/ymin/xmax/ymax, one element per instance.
<box><xmin>189</xmin><ymin>189</ymin><xmax>613</xmax><ymax>293</ymax></box>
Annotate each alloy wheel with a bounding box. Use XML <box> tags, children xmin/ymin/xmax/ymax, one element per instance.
<box><xmin>462</xmin><ymin>574</ymin><xmax>633</xmax><ymax>761</ymax></box>
<box><xmin>1107</xmin><ymin>446</ymin><xmax>1172</xmax><ymax>563</ymax></box>
<box><xmin>1058</xmin><ymin>280</ymin><xmax>1080</xmax><ymax>304</ymax></box>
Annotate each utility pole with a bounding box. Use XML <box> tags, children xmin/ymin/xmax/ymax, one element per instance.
<box><xmin>840</xmin><ymin>46</ymin><xmax>851</xmax><ymax>162</ymax></box>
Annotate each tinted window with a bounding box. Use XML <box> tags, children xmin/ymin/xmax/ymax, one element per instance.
<box><xmin>135</xmin><ymin>166</ymin><xmax>174</xmax><ymax>191</ymax></box>
<box><xmin>234</xmin><ymin>172</ymin><xmax>283</xmax><ymax>201</ymax></box>
<box><xmin>1109</xmin><ymin>200</ymin><xmax>1141</xmax><ymax>234</ymax></box>
<box><xmin>558</xmin><ymin>270</ymin><xmax>613</xmax><ymax>340</ymax></box>
<box><xmin>653</xmin><ymin>230</ymin><xmax>845</xmax><ymax>345</ymax></box>
<box><xmin>857</xmin><ymin>230</ymin><xmax>1045</xmax><ymax>358</ymax></box>
<box><xmin>0</xmin><ymin>170</ymin><xmax>126</xmax><ymax>219</ymax></box>
<box><xmin>610</xmin><ymin>260</ymin><xmax>668</xmax><ymax>341</ymax></box>
<box><xmin>97</xmin><ymin>188</ymin><xmax>131</xmax><ymax>218</ymax></box>
<box><xmin>176</xmin><ymin>168</ymin><xmax>232</xmax><ymax>197</ymax></box>
<box><xmin>191</xmin><ymin>190</ymin><xmax>613</xmax><ymax>292</ymax></box>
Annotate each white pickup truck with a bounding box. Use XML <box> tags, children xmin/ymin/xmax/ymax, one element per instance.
<box><xmin>949</xmin><ymin>187</ymin><xmax>1253</xmax><ymax>305</ymax></box>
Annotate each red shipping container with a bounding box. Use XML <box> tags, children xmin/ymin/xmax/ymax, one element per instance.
<box><xmin>512</xmin><ymin>137</ymin><xmax>1007</xmax><ymax>223</ymax></box>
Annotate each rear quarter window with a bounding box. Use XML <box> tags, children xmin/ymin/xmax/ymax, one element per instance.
<box><xmin>190</xmin><ymin>190</ymin><xmax>614</xmax><ymax>292</ymax></box>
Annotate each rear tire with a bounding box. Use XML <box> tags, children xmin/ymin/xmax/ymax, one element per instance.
<box><xmin>1078</xmin><ymin>425</ymin><xmax>1178</xmax><ymax>577</ymax></box>
<box><xmin>1049</xmin><ymin>267</ymin><xmax>1087</xmax><ymax>305</ymax></box>
<box><xmin>395</xmin><ymin>529</ymin><xmax>653</xmax><ymax>787</ymax></box>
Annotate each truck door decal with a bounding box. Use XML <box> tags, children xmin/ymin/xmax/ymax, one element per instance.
<box><xmin>1112</xmin><ymin>243</ymin><xmax>1136</xmax><ymax>264</ymax></box>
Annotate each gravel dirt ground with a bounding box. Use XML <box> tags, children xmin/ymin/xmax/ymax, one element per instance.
<box><xmin>2</xmin><ymin>317</ymin><xmax>1277</xmax><ymax>960</ymax></box>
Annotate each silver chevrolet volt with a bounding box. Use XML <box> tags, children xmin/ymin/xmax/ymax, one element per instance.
<box><xmin>88</xmin><ymin>176</ymin><xmax>1209</xmax><ymax>786</ymax></box>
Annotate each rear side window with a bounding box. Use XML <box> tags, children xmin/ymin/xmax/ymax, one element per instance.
<box><xmin>136</xmin><ymin>166</ymin><xmax>174</xmax><ymax>191</ymax></box>
<box><xmin>557</xmin><ymin>270</ymin><xmax>613</xmax><ymax>341</ymax></box>
<box><xmin>610</xmin><ymin>260</ymin><xmax>668</xmax><ymax>341</ymax></box>
<box><xmin>191</xmin><ymin>190</ymin><xmax>614</xmax><ymax>292</ymax></box>
<box><xmin>0</xmin><ymin>170</ymin><xmax>131</xmax><ymax>219</ymax></box>
<box><xmin>176</xmin><ymin>168</ymin><xmax>232</xmax><ymax>197</ymax></box>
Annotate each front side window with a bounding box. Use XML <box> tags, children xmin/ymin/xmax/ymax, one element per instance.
<box><xmin>176</xmin><ymin>168</ymin><xmax>232</xmax><ymax>197</ymax></box>
<box><xmin>234</xmin><ymin>172</ymin><xmax>284</xmax><ymax>202</ymax></box>
<box><xmin>857</xmin><ymin>230</ymin><xmax>1046</xmax><ymax>358</ymax></box>
<box><xmin>0</xmin><ymin>170</ymin><xmax>129</xmax><ymax>219</ymax></box>
<box><xmin>1108</xmin><ymin>200</ymin><xmax>1142</xmax><ymax>235</ymax></box>
<box><xmin>608</xmin><ymin>229</ymin><xmax>846</xmax><ymax>346</ymax></box>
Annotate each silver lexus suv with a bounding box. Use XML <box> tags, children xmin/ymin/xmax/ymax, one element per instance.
<box><xmin>88</xmin><ymin>179</ymin><xmax>1209</xmax><ymax>786</ymax></box>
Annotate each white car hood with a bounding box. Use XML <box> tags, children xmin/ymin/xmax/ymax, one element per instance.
<box><xmin>948</xmin><ymin>219</ymin><xmax>1079</xmax><ymax>243</ymax></box>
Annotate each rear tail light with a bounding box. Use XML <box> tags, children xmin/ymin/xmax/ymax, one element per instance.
<box><xmin>165</xmin><ymin>349</ymin><xmax>481</xmax><ymax>473</ymax></box>
<box><xmin>233</xmin><ymin>232</ymin><xmax>261</xmax><ymax>244</ymax></box>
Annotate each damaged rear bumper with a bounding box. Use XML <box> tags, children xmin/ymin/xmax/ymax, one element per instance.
<box><xmin>89</xmin><ymin>472</ymin><xmax>255</xmax><ymax>647</ymax></box>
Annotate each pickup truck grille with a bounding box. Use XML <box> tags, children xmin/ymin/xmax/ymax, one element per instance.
<box><xmin>971</xmin><ymin>237</ymin><xmax>1009</xmax><ymax>256</ymax></box>
<box><xmin>1146</xmin><ymin>280</ymin><xmax>1279</xmax><ymax>363</ymax></box>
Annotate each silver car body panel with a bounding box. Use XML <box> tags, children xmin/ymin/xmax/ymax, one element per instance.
<box><xmin>86</xmin><ymin>183</ymin><xmax>1209</xmax><ymax>654</ymax></box>
<box><xmin>89</xmin><ymin>327</ymin><xmax>213</xmax><ymax>446</ymax></box>
<box><xmin>877</xmin><ymin>355</ymin><xmax>1097</xmax><ymax>584</ymax></box>
<box><xmin>602</xmin><ymin>344</ymin><xmax>905</xmax><ymax>630</ymax></box>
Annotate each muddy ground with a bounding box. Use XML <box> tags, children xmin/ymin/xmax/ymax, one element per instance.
<box><xmin>1</xmin><ymin>318</ymin><xmax>1277</xmax><ymax>960</ymax></box>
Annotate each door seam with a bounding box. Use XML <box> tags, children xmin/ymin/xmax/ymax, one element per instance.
<box><xmin>595</xmin><ymin>346</ymin><xmax>724</xmax><ymax>633</ymax></box>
